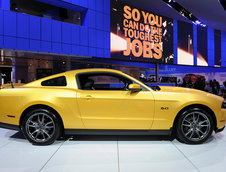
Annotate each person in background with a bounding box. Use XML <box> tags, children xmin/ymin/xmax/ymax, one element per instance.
<box><xmin>212</xmin><ymin>79</ymin><xmax>220</xmax><ymax>95</ymax></box>
<box><xmin>187</xmin><ymin>78</ymin><xmax>193</xmax><ymax>88</ymax></box>
<box><xmin>182</xmin><ymin>79</ymin><xmax>186</xmax><ymax>87</ymax></box>
<box><xmin>139</xmin><ymin>73</ymin><xmax>146</xmax><ymax>82</ymax></box>
<box><xmin>223</xmin><ymin>81</ymin><xmax>226</xmax><ymax>98</ymax></box>
<box><xmin>209</xmin><ymin>80</ymin><xmax>214</xmax><ymax>94</ymax></box>
<box><xmin>194</xmin><ymin>78</ymin><xmax>201</xmax><ymax>90</ymax></box>
<box><xmin>199</xmin><ymin>78</ymin><xmax>206</xmax><ymax>91</ymax></box>
<box><xmin>177</xmin><ymin>79</ymin><xmax>182</xmax><ymax>86</ymax></box>
<box><xmin>216</xmin><ymin>80</ymin><xmax>220</xmax><ymax>95</ymax></box>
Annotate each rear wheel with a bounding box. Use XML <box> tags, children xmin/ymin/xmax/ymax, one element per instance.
<box><xmin>21</xmin><ymin>108</ymin><xmax>61</xmax><ymax>145</ymax></box>
<box><xmin>176</xmin><ymin>108</ymin><xmax>214</xmax><ymax>144</ymax></box>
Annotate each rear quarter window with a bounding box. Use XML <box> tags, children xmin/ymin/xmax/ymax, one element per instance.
<box><xmin>41</xmin><ymin>76</ymin><xmax>67</xmax><ymax>86</ymax></box>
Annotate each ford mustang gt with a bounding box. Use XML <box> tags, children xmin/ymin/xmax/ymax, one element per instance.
<box><xmin>0</xmin><ymin>69</ymin><xmax>225</xmax><ymax>145</ymax></box>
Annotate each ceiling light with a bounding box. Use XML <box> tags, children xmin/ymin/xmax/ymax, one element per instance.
<box><xmin>195</xmin><ymin>20</ymin><xmax>201</xmax><ymax>24</ymax></box>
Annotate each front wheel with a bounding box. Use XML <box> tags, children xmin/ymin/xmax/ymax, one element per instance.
<box><xmin>21</xmin><ymin>109</ymin><xmax>61</xmax><ymax>145</ymax></box>
<box><xmin>176</xmin><ymin>108</ymin><xmax>214</xmax><ymax>144</ymax></box>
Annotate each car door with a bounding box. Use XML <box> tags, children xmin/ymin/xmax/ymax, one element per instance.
<box><xmin>76</xmin><ymin>72</ymin><xmax>155</xmax><ymax>130</ymax></box>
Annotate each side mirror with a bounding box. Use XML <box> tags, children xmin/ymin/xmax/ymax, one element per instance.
<box><xmin>128</xmin><ymin>84</ymin><xmax>141</xmax><ymax>92</ymax></box>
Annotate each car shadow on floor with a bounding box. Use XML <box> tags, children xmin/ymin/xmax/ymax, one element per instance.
<box><xmin>10</xmin><ymin>131</ymin><xmax>25</xmax><ymax>139</ymax></box>
<box><xmin>9</xmin><ymin>131</ymin><xmax>217</xmax><ymax>144</ymax></box>
<box><xmin>10</xmin><ymin>131</ymin><xmax>174</xmax><ymax>142</ymax></box>
<box><xmin>68</xmin><ymin>135</ymin><xmax>174</xmax><ymax>142</ymax></box>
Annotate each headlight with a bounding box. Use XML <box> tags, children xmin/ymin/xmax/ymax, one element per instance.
<box><xmin>222</xmin><ymin>101</ymin><xmax>226</xmax><ymax>109</ymax></box>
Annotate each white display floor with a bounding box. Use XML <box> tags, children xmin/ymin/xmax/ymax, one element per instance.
<box><xmin>0</xmin><ymin>128</ymin><xmax>226</xmax><ymax>172</ymax></box>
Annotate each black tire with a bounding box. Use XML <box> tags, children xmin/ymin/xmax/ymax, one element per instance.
<box><xmin>21</xmin><ymin>108</ymin><xmax>61</xmax><ymax>145</ymax></box>
<box><xmin>176</xmin><ymin>108</ymin><xmax>214</xmax><ymax>144</ymax></box>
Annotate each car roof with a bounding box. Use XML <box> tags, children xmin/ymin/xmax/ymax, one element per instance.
<box><xmin>23</xmin><ymin>68</ymin><xmax>124</xmax><ymax>87</ymax></box>
<box><xmin>65</xmin><ymin>68</ymin><xmax>123</xmax><ymax>74</ymax></box>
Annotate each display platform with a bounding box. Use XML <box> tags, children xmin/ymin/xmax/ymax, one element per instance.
<box><xmin>0</xmin><ymin>128</ymin><xmax>225</xmax><ymax>172</ymax></box>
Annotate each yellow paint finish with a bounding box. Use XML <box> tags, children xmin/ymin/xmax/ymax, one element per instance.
<box><xmin>77</xmin><ymin>90</ymin><xmax>154</xmax><ymax>129</ymax></box>
<box><xmin>0</xmin><ymin>68</ymin><xmax>225</xmax><ymax>132</ymax></box>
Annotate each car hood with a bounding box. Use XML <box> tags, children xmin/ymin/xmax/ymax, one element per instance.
<box><xmin>158</xmin><ymin>86</ymin><xmax>223</xmax><ymax>101</ymax></box>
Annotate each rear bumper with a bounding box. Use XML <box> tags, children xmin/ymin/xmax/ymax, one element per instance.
<box><xmin>0</xmin><ymin>122</ymin><xmax>19</xmax><ymax>131</ymax></box>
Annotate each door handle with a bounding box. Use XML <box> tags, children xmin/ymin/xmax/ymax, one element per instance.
<box><xmin>80</xmin><ymin>95</ymin><xmax>94</xmax><ymax>100</ymax></box>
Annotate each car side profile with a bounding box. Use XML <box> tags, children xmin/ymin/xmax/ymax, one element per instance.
<box><xmin>0</xmin><ymin>68</ymin><xmax>225</xmax><ymax>145</ymax></box>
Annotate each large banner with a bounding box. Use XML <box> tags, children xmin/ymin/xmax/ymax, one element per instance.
<box><xmin>215</xmin><ymin>30</ymin><xmax>221</xmax><ymax>67</ymax></box>
<box><xmin>177</xmin><ymin>21</ymin><xmax>194</xmax><ymax>65</ymax></box>
<box><xmin>197</xmin><ymin>26</ymin><xmax>208</xmax><ymax>66</ymax></box>
<box><xmin>111</xmin><ymin>0</ymin><xmax>174</xmax><ymax>64</ymax></box>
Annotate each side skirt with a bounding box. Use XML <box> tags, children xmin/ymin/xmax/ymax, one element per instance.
<box><xmin>65</xmin><ymin>129</ymin><xmax>172</xmax><ymax>136</ymax></box>
<box><xmin>0</xmin><ymin>122</ymin><xmax>20</xmax><ymax>131</ymax></box>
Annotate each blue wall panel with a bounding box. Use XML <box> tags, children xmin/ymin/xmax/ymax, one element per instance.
<box><xmin>88</xmin><ymin>0</ymin><xmax>96</xmax><ymax>10</ymax></box>
<box><xmin>104</xmin><ymin>14</ymin><xmax>110</xmax><ymax>32</ymax></box>
<box><xmin>30</xmin><ymin>39</ymin><xmax>40</xmax><ymax>51</ymax></box>
<box><xmin>96</xmin><ymin>30</ymin><xmax>103</xmax><ymax>48</ymax></box>
<box><xmin>96</xmin><ymin>12</ymin><xmax>103</xmax><ymax>30</ymax></box>
<box><xmin>52</xmin><ymin>20</ymin><xmax>62</xmax><ymax>43</ymax></box>
<box><xmin>207</xmin><ymin>28</ymin><xmax>215</xmax><ymax>67</ymax></box>
<box><xmin>104</xmin><ymin>49</ymin><xmax>110</xmax><ymax>58</ymax></box>
<box><xmin>89</xmin><ymin>47</ymin><xmax>96</xmax><ymax>56</ymax></box>
<box><xmin>103</xmin><ymin>32</ymin><xmax>110</xmax><ymax>49</ymax></box>
<box><xmin>83</xmin><ymin>10</ymin><xmax>89</xmax><ymax>27</ymax></box>
<box><xmin>71</xmin><ymin>25</ymin><xmax>80</xmax><ymax>45</ymax></box>
<box><xmin>72</xmin><ymin>44</ymin><xmax>79</xmax><ymax>54</ymax></box>
<box><xmin>52</xmin><ymin>42</ymin><xmax>62</xmax><ymax>53</ymax></box>
<box><xmin>96</xmin><ymin>0</ymin><xmax>104</xmax><ymax>12</ymax></box>
<box><xmin>29</xmin><ymin>16</ymin><xmax>41</xmax><ymax>40</ymax></box>
<box><xmin>41</xmin><ymin>18</ymin><xmax>52</xmax><ymax>41</ymax></box>
<box><xmin>0</xmin><ymin>0</ymin><xmax>111</xmax><ymax>58</ymax></box>
<box><xmin>0</xmin><ymin>10</ymin><xmax>3</xmax><ymax>35</ymax></box>
<box><xmin>62</xmin><ymin>23</ymin><xmax>72</xmax><ymax>44</ymax></box>
<box><xmin>89</xmin><ymin>28</ymin><xmax>96</xmax><ymax>47</ymax></box>
<box><xmin>79</xmin><ymin>27</ymin><xmax>88</xmax><ymax>46</ymax></box>
<box><xmin>17</xmin><ymin>38</ymin><xmax>29</xmax><ymax>50</ymax></box>
<box><xmin>17</xmin><ymin>13</ymin><xmax>29</xmax><ymax>38</ymax></box>
<box><xmin>104</xmin><ymin>0</ymin><xmax>110</xmax><ymax>15</ymax></box>
<box><xmin>62</xmin><ymin>44</ymin><xmax>72</xmax><ymax>54</ymax></box>
<box><xmin>80</xmin><ymin>46</ymin><xmax>89</xmax><ymax>56</ymax></box>
<box><xmin>71</xmin><ymin>0</ymin><xmax>79</xmax><ymax>6</ymax></box>
<box><xmin>4</xmin><ymin>36</ymin><xmax>16</xmax><ymax>49</ymax></box>
<box><xmin>0</xmin><ymin>0</ymin><xmax>10</xmax><ymax>10</ymax></box>
<box><xmin>88</xmin><ymin>10</ymin><xmax>96</xmax><ymax>28</ymax></box>
<box><xmin>221</xmin><ymin>30</ymin><xmax>226</xmax><ymax>67</ymax></box>
<box><xmin>96</xmin><ymin>48</ymin><xmax>103</xmax><ymax>57</ymax></box>
<box><xmin>4</xmin><ymin>11</ymin><xmax>16</xmax><ymax>37</ymax></box>
<box><xmin>41</xmin><ymin>41</ymin><xmax>51</xmax><ymax>52</ymax></box>
<box><xmin>0</xmin><ymin>35</ymin><xmax>3</xmax><ymax>48</ymax></box>
<box><xmin>79</xmin><ymin>0</ymin><xmax>88</xmax><ymax>8</ymax></box>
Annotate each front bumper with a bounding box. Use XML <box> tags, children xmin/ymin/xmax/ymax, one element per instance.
<box><xmin>217</xmin><ymin>109</ymin><xmax>226</xmax><ymax>129</ymax></box>
<box><xmin>216</xmin><ymin>126</ymin><xmax>225</xmax><ymax>133</ymax></box>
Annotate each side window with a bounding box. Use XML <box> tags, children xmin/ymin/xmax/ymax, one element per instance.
<box><xmin>77</xmin><ymin>73</ymin><xmax>133</xmax><ymax>90</ymax></box>
<box><xmin>41</xmin><ymin>76</ymin><xmax>67</xmax><ymax>86</ymax></box>
<box><xmin>89</xmin><ymin>75</ymin><xmax>127</xmax><ymax>90</ymax></box>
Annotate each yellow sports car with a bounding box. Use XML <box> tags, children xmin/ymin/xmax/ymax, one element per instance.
<box><xmin>0</xmin><ymin>69</ymin><xmax>226</xmax><ymax>145</ymax></box>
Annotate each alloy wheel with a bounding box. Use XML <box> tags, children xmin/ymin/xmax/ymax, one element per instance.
<box><xmin>181</xmin><ymin>111</ymin><xmax>211</xmax><ymax>142</ymax></box>
<box><xmin>25</xmin><ymin>112</ymin><xmax>56</xmax><ymax>143</ymax></box>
